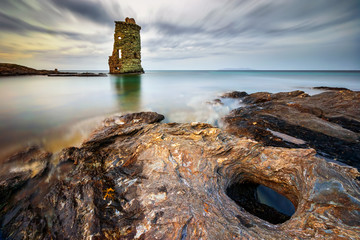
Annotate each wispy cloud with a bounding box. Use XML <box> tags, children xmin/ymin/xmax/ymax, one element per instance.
<box><xmin>49</xmin><ymin>0</ymin><xmax>117</xmax><ymax>26</ymax></box>
<box><xmin>0</xmin><ymin>0</ymin><xmax>359</xmax><ymax>70</ymax></box>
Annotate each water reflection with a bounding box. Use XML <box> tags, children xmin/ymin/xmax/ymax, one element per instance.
<box><xmin>111</xmin><ymin>74</ymin><xmax>142</xmax><ymax>112</ymax></box>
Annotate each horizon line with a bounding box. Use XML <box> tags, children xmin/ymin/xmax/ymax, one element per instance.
<box><xmin>60</xmin><ymin>69</ymin><xmax>360</xmax><ymax>72</ymax></box>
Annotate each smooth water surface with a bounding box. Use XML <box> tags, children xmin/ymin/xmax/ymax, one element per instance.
<box><xmin>0</xmin><ymin>70</ymin><xmax>359</xmax><ymax>158</ymax></box>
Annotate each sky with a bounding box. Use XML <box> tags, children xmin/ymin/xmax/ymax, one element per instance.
<box><xmin>0</xmin><ymin>0</ymin><xmax>359</xmax><ymax>70</ymax></box>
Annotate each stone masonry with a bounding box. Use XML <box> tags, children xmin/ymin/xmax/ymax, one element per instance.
<box><xmin>108</xmin><ymin>17</ymin><xmax>144</xmax><ymax>74</ymax></box>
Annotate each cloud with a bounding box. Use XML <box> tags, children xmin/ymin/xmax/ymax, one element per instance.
<box><xmin>146</xmin><ymin>0</ymin><xmax>359</xmax><ymax>39</ymax></box>
<box><xmin>49</xmin><ymin>0</ymin><xmax>117</xmax><ymax>26</ymax></box>
<box><xmin>138</xmin><ymin>0</ymin><xmax>360</xmax><ymax>69</ymax></box>
<box><xmin>0</xmin><ymin>0</ymin><xmax>359</xmax><ymax>70</ymax></box>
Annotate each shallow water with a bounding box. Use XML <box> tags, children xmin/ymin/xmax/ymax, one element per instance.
<box><xmin>0</xmin><ymin>70</ymin><xmax>359</xmax><ymax>159</ymax></box>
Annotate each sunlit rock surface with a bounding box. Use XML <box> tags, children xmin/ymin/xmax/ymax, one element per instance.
<box><xmin>0</xmin><ymin>112</ymin><xmax>359</xmax><ymax>239</ymax></box>
<box><xmin>223</xmin><ymin>89</ymin><xmax>360</xmax><ymax>169</ymax></box>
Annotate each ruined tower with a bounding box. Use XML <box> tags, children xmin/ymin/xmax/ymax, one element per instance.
<box><xmin>108</xmin><ymin>17</ymin><xmax>144</xmax><ymax>74</ymax></box>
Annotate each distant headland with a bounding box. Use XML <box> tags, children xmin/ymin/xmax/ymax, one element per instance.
<box><xmin>0</xmin><ymin>63</ymin><xmax>106</xmax><ymax>77</ymax></box>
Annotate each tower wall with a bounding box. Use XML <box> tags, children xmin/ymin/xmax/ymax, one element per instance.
<box><xmin>109</xmin><ymin>18</ymin><xmax>144</xmax><ymax>74</ymax></box>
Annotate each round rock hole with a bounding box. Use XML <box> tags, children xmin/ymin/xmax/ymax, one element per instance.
<box><xmin>226</xmin><ymin>181</ymin><xmax>295</xmax><ymax>224</ymax></box>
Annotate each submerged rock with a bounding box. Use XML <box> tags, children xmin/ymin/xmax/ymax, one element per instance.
<box><xmin>0</xmin><ymin>112</ymin><xmax>359</xmax><ymax>239</ymax></box>
<box><xmin>224</xmin><ymin>89</ymin><xmax>360</xmax><ymax>169</ymax></box>
<box><xmin>313</xmin><ymin>86</ymin><xmax>350</xmax><ymax>91</ymax></box>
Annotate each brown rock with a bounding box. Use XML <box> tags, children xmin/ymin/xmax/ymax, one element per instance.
<box><xmin>221</xmin><ymin>91</ymin><xmax>249</xmax><ymax>99</ymax></box>
<box><xmin>224</xmin><ymin>90</ymin><xmax>360</xmax><ymax>169</ymax></box>
<box><xmin>0</xmin><ymin>63</ymin><xmax>57</xmax><ymax>76</ymax></box>
<box><xmin>0</xmin><ymin>63</ymin><xmax>104</xmax><ymax>77</ymax></box>
<box><xmin>0</xmin><ymin>146</ymin><xmax>51</xmax><ymax>214</ymax></box>
<box><xmin>0</xmin><ymin>112</ymin><xmax>359</xmax><ymax>239</ymax></box>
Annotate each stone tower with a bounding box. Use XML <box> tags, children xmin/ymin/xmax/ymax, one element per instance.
<box><xmin>108</xmin><ymin>17</ymin><xmax>144</xmax><ymax>74</ymax></box>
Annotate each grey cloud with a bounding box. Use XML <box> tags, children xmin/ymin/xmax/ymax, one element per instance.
<box><xmin>152</xmin><ymin>22</ymin><xmax>205</xmax><ymax>36</ymax></box>
<box><xmin>0</xmin><ymin>11</ymin><xmax>110</xmax><ymax>45</ymax></box>
<box><xmin>241</xmin><ymin>1</ymin><xmax>360</xmax><ymax>36</ymax></box>
<box><xmin>149</xmin><ymin>0</ymin><xmax>359</xmax><ymax>40</ymax></box>
<box><xmin>0</xmin><ymin>11</ymin><xmax>41</xmax><ymax>33</ymax></box>
<box><xmin>50</xmin><ymin>0</ymin><xmax>116</xmax><ymax>26</ymax></box>
<box><xmin>141</xmin><ymin>0</ymin><xmax>359</xmax><ymax>65</ymax></box>
<box><xmin>0</xmin><ymin>0</ymin><xmax>358</xmax><ymax>70</ymax></box>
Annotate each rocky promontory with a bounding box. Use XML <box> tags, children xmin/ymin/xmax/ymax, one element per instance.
<box><xmin>0</xmin><ymin>110</ymin><xmax>359</xmax><ymax>239</ymax></box>
<box><xmin>0</xmin><ymin>63</ymin><xmax>57</xmax><ymax>76</ymax></box>
<box><xmin>0</xmin><ymin>63</ymin><xmax>106</xmax><ymax>77</ymax></box>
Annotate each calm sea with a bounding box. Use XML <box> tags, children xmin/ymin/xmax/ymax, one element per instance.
<box><xmin>0</xmin><ymin>70</ymin><xmax>359</xmax><ymax>159</ymax></box>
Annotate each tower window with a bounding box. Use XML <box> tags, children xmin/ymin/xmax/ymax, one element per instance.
<box><xmin>118</xmin><ymin>49</ymin><xmax>121</xmax><ymax>59</ymax></box>
<box><xmin>118</xmin><ymin>36</ymin><xmax>121</xmax><ymax>40</ymax></box>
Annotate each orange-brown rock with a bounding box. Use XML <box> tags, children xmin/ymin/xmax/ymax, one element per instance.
<box><xmin>223</xmin><ymin>89</ymin><xmax>360</xmax><ymax>169</ymax></box>
<box><xmin>0</xmin><ymin>112</ymin><xmax>359</xmax><ymax>239</ymax></box>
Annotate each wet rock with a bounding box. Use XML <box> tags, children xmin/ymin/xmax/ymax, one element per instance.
<box><xmin>0</xmin><ymin>112</ymin><xmax>359</xmax><ymax>239</ymax></box>
<box><xmin>224</xmin><ymin>90</ymin><xmax>360</xmax><ymax>169</ymax></box>
<box><xmin>221</xmin><ymin>91</ymin><xmax>249</xmax><ymax>99</ymax></box>
<box><xmin>206</xmin><ymin>98</ymin><xmax>223</xmax><ymax>105</ymax></box>
<box><xmin>313</xmin><ymin>86</ymin><xmax>350</xmax><ymax>91</ymax></box>
<box><xmin>0</xmin><ymin>146</ymin><xmax>51</xmax><ymax>212</ymax></box>
<box><xmin>48</xmin><ymin>72</ymin><xmax>107</xmax><ymax>77</ymax></box>
<box><xmin>242</xmin><ymin>90</ymin><xmax>309</xmax><ymax>104</ymax></box>
<box><xmin>102</xmin><ymin>111</ymin><xmax>164</xmax><ymax>127</ymax></box>
<box><xmin>226</xmin><ymin>181</ymin><xmax>292</xmax><ymax>224</ymax></box>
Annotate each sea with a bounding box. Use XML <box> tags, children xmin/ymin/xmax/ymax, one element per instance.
<box><xmin>0</xmin><ymin>70</ymin><xmax>359</xmax><ymax>160</ymax></box>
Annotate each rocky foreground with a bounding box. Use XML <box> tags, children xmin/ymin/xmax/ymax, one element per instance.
<box><xmin>0</xmin><ymin>106</ymin><xmax>359</xmax><ymax>239</ymax></box>
<box><xmin>222</xmin><ymin>88</ymin><xmax>360</xmax><ymax>170</ymax></box>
